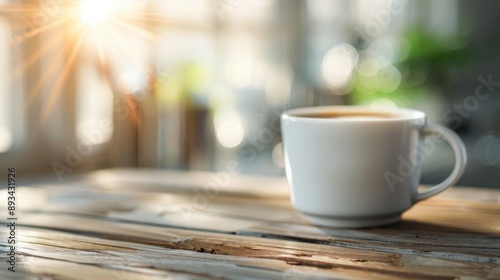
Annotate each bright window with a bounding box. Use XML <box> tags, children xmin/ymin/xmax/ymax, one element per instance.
<box><xmin>77</xmin><ymin>58</ymin><xmax>114</xmax><ymax>145</ymax></box>
<box><xmin>0</xmin><ymin>18</ymin><xmax>13</xmax><ymax>153</ymax></box>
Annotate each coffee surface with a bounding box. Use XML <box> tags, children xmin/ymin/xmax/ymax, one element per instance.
<box><xmin>295</xmin><ymin>111</ymin><xmax>399</xmax><ymax>119</ymax></box>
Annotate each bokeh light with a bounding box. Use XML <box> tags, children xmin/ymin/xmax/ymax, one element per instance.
<box><xmin>358</xmin><ymin>59</ymin><xmax>380</xmax><ymax>77</ymax></box>
<box><xmin>272</xmin><ymin>142</ymin><xmax>285</xmax><ymax>168</ymax></box>
<box><xmin>0</xmin><ymin>127</ymin><xmax>12</xmax><ymax>153</ymax></box>
<box><xmin>379</xmin><ymin>65</ymin><xmax>402</xmax><ymax>92</ymax></box>
<box><xmin>367</xmin><ymin>39</ymin><xmax>396</xmax><ymax>66</ymax></box>
<box><xmin>120</xmin><ymin>68</ymin><xmax>148</xmax><ymax>94</ymax></box>
<box><xmin>474</xmin><ymin>135</ymin><xmax>500</xmax><ymax>166</ymax></box>
<box><xmin>369</xmin><ymin>98</ymin><xmax>398</xmax><ymax>109</ymax></box>
<box><xmin>214</xmin><ymin>109</ymin><xmax>245</xmax><ymax>148</ymax></box>
<box><xmin>321</xmin><ymin>43</ymin><xmax>358</xmax><ymax>90</ymax></box>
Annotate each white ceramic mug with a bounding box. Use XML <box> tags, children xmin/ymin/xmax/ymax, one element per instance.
<box><xmin>281</xmin><ymin>106</ymin><xmax>467</xmax><ymax>228</ymax></box>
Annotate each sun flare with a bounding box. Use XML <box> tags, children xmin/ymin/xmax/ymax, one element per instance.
<box><xmin>80</xmin><ymin>0</ymin><xmax>112</xmax><ymax>26</ymax></box>
<box><xmin>1</xmin><ymin>0</ymin><xmax>157</xmax><ymax>122</ymax></box>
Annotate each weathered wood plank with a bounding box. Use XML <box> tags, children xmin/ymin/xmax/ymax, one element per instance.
<box><xmin>9</xmin><ymin>184</ymin><xmax>500</xmax><ymax>231</ymax></box>
<box><xmin>16</xmin><ymin>256</ymin><xmax>203</xmax><ymax>280</ymax></box>
<box><xmin>3</xmin><ymin>227</ymin><xmax>341</xmax><ymax>280</ymax></box>
<box><xmin>1</xmin><ymin>169</ymin><xmax>499</xmax><ymax>279</ymax></box>
<box><xmin>2</xmin><ymin>211</ymin><xmax>497</xmax><ymax>279</ymax></box>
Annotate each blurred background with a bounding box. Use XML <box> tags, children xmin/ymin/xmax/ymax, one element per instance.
<box><xmin>0</xmin><ymin>0</ymin><xmax>499</xmax><ymax>188</ymax></box>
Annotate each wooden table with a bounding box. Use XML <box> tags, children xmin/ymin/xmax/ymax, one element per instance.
<box><xmin>1</xmin><ymin>169</ymin><xmax>499</xmax><ymax>279</ymax></box>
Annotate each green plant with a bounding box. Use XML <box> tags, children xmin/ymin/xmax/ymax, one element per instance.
<box><xmin>350</xmin><ymin>27</ymin><xmax>470</xmax><ymax>106</ymax></box>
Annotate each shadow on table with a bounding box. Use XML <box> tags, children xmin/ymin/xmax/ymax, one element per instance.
<box><xmin>362</xmin><ymin>219</ymin><xmax>499</xmax><ymax>236</ymax></box>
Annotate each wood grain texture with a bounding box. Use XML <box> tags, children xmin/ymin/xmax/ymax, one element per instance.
<box><xmin>0</xmin><ymin>169</ymin><xmax>499</xmax><ymax>279</ymax></box>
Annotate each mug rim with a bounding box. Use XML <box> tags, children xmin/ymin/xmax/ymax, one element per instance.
<box><xmin>281</xmin><ymin>106</ymin><xmax>426</xmax><ymax>122</ymax></box>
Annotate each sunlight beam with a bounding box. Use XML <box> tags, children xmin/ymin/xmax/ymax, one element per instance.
<box><xmin>40</xmin><ymin>32</ymin><xmax>85</xmax><ymax>123</ymax></box>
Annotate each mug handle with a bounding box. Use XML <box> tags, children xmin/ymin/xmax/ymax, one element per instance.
<box><xmin>414</xmin><ymin>125</ymin><xmax>467</xmax><ymax>202</ymax></box>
